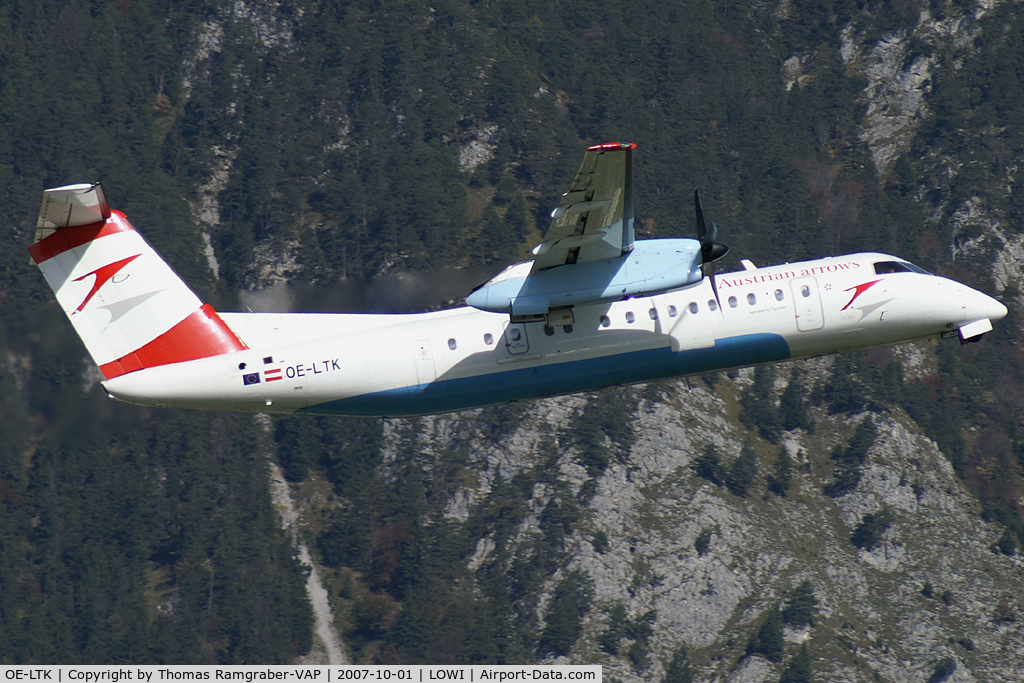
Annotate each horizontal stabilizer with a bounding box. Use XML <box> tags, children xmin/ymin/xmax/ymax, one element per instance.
<box><xmin>35</xmin><ymin>183</ymin><xmax>111</xmax><ymax>244</ymax></box>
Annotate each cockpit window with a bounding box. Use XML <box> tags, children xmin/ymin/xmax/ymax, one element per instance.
<box><xmin>873</xmin><ymin>261</ymin><xmax>910</xmax><ymax>274</ymax></box>
<box><xmin>874</xmin><ymin>260</ymin><xmax>930</xmax><ymax>275</ymax></box>
<box><xmin>904</xmin><ymin>261</ymin><xmax>930</xmax><ymax>274</ymax></box>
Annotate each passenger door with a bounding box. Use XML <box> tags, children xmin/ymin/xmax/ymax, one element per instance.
<box><xmin>790</xmin><ymin>277</ymin><xmax>824</xmax><ymax>331</ymax></box>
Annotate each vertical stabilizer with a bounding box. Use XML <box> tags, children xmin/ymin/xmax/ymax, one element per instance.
<box><xmin>29</xmin><ymin>183</ymin><xmax>247</xmax><ymax>380</ymax></box>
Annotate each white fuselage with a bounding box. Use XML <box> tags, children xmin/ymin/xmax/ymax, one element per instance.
<box><xmin>102</xmin><ymin>253</ymin><xmax>1006</xmax><ymax>416</ymax></box>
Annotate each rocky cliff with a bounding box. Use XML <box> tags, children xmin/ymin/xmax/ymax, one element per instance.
<box><xmin>284</xmin><ymin>343</ymin><xmax>1023</xmax><ymax>681</ymax></box>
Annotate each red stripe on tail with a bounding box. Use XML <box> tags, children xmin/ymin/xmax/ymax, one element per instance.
<box><xmin>99</xmin><ymin>304</ymin><xmax>248</xmax><ymax>379</ymax></box>
<box><xmin>29</xmin><ymin>211</ymin><xmax>134</xmax><ymax>264</ymax></box>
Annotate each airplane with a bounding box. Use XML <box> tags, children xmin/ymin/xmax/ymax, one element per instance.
<box><xmin>30</xmin><ymin>142</ymin><xmax>1007</xmax><ymax>417</ymax></box>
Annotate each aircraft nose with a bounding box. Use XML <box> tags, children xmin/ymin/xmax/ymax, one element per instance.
<box><xmin>989</xmin><ymin>296</ymin><xmax>1008</xmax><ymax>322</ymax></box>
<box><xmin>963</xmin><ymin>288</ymin><xmax>1007</xmax><ymax>323</ymax></box>
<box><xmin>977</xmin><ymin>290</ymin><xmax>1007</xmax><ymax>322</ymax></box>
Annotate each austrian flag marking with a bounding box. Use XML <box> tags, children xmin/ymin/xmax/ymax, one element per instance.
<box><xmin>264</xmin><ymin>368</ymin><xmax>283</xmax><ymax>382</ymax></box>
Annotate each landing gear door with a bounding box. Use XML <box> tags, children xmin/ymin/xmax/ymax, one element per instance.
<box><xmin>790</xmin><ymin>277</ymin><xmax>824</xmax><ymax>332</ymax></box>
<box><xmin>504</xmin><ymin>323</ymin><xmax>529</xmax><ymax>355</ymax></box>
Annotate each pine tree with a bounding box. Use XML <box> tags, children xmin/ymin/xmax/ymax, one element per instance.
<box><xmin>740</xmin><ymin>365</ymin><xmax>782</xmax><ymax>442</ymax></box>
<box><xmin>727</xmin><ymin>442</ymin><xmax>759</xmax><ymax>497</ymax></box>
<box><xmin>778</xmin><ymin>643</ymin><xmax>813</xmax><ymax>683</ymax></box>
<box><xmin>600</xmin><ymin>602</ymin><xmax>628</xmax><ymax>654</ymax></box>
<box><xmin>768</xmin><ymin>447</ymin><xmax>794</xmax><ymax>496</ymax></box>
<box><xmin>693</xmin><ymin>444</ymin><xmax>725</xmax><ymax>486</ymax></box>
<box><xmin>928</xmin><ymin>658</ymin><xmax>956</xmax><ymax>683</ymax></box>
<box><xmin>747</xmin><ymin>605</ymin><xmax>784</xmax><ymax>662</ymax></box>
<box><xmin>538</xmin><ymin>571</ymin><xmax>594</xmax><ymax>657</ymax></box>
<box><xmin>825</xmin><ymin>417</ymin><xmax>877</xmax><ymax>497</ymax></box>
<box><xmin>783</xmin><ymin>581</ymin><xmax>818</xmax><ymax>627</ymax></box>
<box><xmin>851</xmin><ymin>509</ymin><xmax>895</xmax><ymax>551</ymax></box>
<box><xmin>664</xmin><ymin>645</ymin><xmax>695</xmax><ymax>683</ymax></box>
<box><xmin>821</xmin><ymin>355</ymin><xmax>869</xmax><ymax>414</ymax></box>
<box><xmin>779</xmin><ymin>367</ymin><xmax>812</xmax><ymax>432</ymax></box>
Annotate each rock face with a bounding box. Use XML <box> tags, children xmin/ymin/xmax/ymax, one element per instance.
<box><xmin>268</xmin><ymin>459</ymin><xmax>348</xmax><ymax>665</ymax></box>
<box><xmin>852</xmin><ymin>32</ymin><xmax>935</xmax><ymax>178</ymax></box>
<box><xmin>306</xmin><ymin>352</ymin><xmax>1023</xmax><ymax>681</ymax></box>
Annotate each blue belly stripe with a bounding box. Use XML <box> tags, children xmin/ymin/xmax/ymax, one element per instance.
<box><xmin>298</xmin><ymin>333</ymin><xmax>791</xmax><ymax>416</ymax></box>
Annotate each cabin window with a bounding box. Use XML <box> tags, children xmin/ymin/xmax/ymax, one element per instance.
<box><xmin>800</xmin><ymin>285</ymin><xmax>810</xmax><ymax>298</ymax></box>
<box><xmin>668</xmin><ymin>305</ymin><xmax>678</xmax><ymax>317</ymax></box>
<box><xmin>625</xmin><ymin>311</ymin><xmax>636</xmax><ymax>324</ymax></box>
<box><xmin>775</xmin><ymin>289</ymin><xmax>784</xmax><ymax>301</ymax></box>
<box><xmin>728</xmin><ymin>296</ymin><xmax>738</xmax><ymax>308</ymax></box>
<box><xmin>747</xmin><ymin>293</ymin><xmax>757</xmax><ymax>305</ymax></box>
<box><xmin>509</xmin><ymin>328</ymin><xmax>522</xmax><ymax>341</ymax></box>
<box><xmin>484</xmin><ymin>333</ymin><xmax>494</xmax><ymax>345</ymax></box>
<box><xmin>689</xmin><ymin>302</ymin><xmax>699</xmax><ymax>314</ymax></box>
<box><xmin>708</xmin><ymin>299</ymin><xmax>718</xmax><ymax>312</ymax></box>
<box><xmin>238</xmin><ymin>362</ymin><xmax>247</xmax><ymax>370</ymax></box>
<box><xmin>649</xmin><ymin>308</ymin><xmax>658</xmax><ymax>320</ymax></box>
<box><xmin>448</xmin><ymin>338</ymin><xmax>457</xmax><ymax>350</ymax></box>
<box><xmin>600</xmin><ymin>315</ymin><xmax>611</xmax><ymax>328</ymax></box>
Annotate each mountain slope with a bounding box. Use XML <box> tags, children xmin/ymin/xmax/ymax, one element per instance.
<box><xmin>2</xmin><ymin>0</ymin><xmax>1024</xmax><ymax>674</ymax></box>
<box><xmin>290</xmin><ymin>350</ymin><xmax>1023</xmax><ymax>680</ymax></box>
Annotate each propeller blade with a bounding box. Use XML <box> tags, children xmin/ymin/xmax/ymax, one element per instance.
<box><xmin>708</xmin><ymin>260</ymin><xmax>723</xmax><ymax>312</ymax></box>
<box><xmin>694</xmin><ymin>189</ymin><xmax>727</xmax><ymax>313</ymax></box>
<box><xmin>708</xmin><ymin>241</ymin><xmax>729</xmax><ymax>262</ymax></box>
<box><xmin>695</xmin><ymin>191</ymin><xmax>724</xmax><ymax>264</ymax></box>
<box><xmin>695</xmin><ymin>189</ymin><xmax>708</xmax><ymax>240</ymax></box>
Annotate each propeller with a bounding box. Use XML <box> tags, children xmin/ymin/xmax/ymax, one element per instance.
<box><xmin>694</xmin><ymin>189</ymin><xmax>729</xmax><ymax>311</ymax></box>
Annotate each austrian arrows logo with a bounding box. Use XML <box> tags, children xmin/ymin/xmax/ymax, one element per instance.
<box><xmin>71</xmin><ymin>254</ymin><xmax>142</xmax><ymax>312</ymax></box>
<box><xmin>840</xmin><ymin>279</ymin><xmax>882</xmax><ymax>311</ymax></box>
<box><xmin>841</xmin><ymin>279</ymin><xmax>894</xmax><ymax>322</ymax></box>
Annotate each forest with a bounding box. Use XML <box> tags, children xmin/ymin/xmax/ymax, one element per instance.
<box><xmin>2</xmin><ymin>0</ymin><xmax>1023</xmax><ymax>676</ymax></box>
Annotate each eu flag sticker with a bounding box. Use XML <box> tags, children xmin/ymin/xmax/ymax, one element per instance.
<box><xmin>243</xmin><ymin>372</ymin><xmax>261</xmax><ymax>386</ymax></box>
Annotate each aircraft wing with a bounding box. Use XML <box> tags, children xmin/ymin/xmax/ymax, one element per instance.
<box><xmin>531</xmin><ymin>142</ymin><xmax>635</xmax><ymax>271</ymax></box>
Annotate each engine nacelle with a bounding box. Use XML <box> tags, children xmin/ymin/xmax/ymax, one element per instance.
<box><xmin>466</xmin><ymin>238</ymin><xmax>705</xmax><ymax>315</ymax></box>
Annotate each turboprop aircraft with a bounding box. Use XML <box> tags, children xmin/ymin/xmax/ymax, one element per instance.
<box><xmin>31</xmin><ymin>143</ymin><xmax>1007</xmax><ymax>416</ymax></box>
